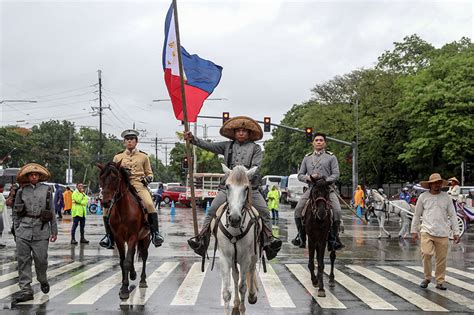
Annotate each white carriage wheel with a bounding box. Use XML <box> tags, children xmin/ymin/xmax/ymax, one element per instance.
<box><xmin>449</xmin><ymin>215</ymin><xmax>465</xmax><ymax>240</ymax></box>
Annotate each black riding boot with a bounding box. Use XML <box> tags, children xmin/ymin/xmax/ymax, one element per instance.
<box><xmin>99</xmin><ymin>217</ymin><xmax>114</xmax><ymax>249</ymax></box>
<box><xmin>291</xmin><ymin>217</ymin><xmax>306</xmax><ymax>248</ymax></box>
<box><xmin>149</xmin><ymin>213</ymin><xmax>164</xmax><ymax>247</ymax></box>
<box><xmin>263</xmin><ymin>227</ymin><xmax>282</xmax><ymax>261</ymax></box>
<box><xmin>328</xmin><ymin>220</ymin><xmax>344</xmax><ymax>251</ymax></box>
<box><xmin>187</xmin><ymin>225</ymin><xmax>211</xmax><ymax>258</ymax></box>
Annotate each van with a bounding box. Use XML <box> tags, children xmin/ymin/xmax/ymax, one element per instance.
<box><xmin>261</xmin><ymin>175</ymin><xmax>287</xmax><ymax>203</ymax></box>
<box><xmin>286</xmin><ymin>174</ymin><xmax>308</xmax><ymax>208</ymax></box>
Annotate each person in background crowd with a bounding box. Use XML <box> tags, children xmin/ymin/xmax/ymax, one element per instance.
<box><xmin>400</xmin><ymin>187</ymin><xmax>411</xmax><ymax>204</ymax></box>
<box><xmin>411</xmin><ymin>173</ymin><xmax>460</xmax><ymax>290</ymax></box>
<box><xmin>267</xmin><ymin>185</ymin><xmax>280</xmax><ymax>223</ymax></box>
<box><xmin>53</xmin><ymin>183</ymin><xmax>64</xmax><ymax>219</ymax></box>
<box><xmin>447</xmin><ymin>177</ymin><xmax>462</xmax><ymax>203</ymax></box>
<box><xmin>12</xmin><ymin>163</ymin><xmax>57</xmax><ymax>303</ymax></box>
<box><xmin>71</xmin><ymin>183</ymin><xmax>89</xmax><ymax>245</ymax></box>
<box><xmin>154</xmin><ymin>184</ymin><xmax>164</xmax><ymax>210</ymax></box>
<box><xmin>0</xmin><ymin>184</ymin><xmax>6</xmax><ymax>248</ymax></box>
<box><xmin>354</xmin><ymin>185</ymin><xmax>365</xmax><ymax>213</ymax></box>
<box><xmin>63</xmin><ymin>187</ymin><xmax>73</xmax><ymax>215</ymax></box>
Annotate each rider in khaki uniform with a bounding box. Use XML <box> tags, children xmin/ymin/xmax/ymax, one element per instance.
<box><xmin>100</xmin><ymin>129</ymin><xmax>164</xmax><ymax>248</ymax></box>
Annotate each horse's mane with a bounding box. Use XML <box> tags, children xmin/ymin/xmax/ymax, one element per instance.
<box><xmin>226</xmin><ymin>165</ymin><xmax>250</xmax><ymax>186</ymax></box>
<box><xmin>310</xmin><ymin>179</ymin><xmax>330</xmax><ymax>200</ymax></box>
<box><xmin>103</xmin><ymin>162</ymin><xmax>140</xmax><ymax>199</ymax></box>
<box><xmin>371</xmin><ymin>189</ymin><xmax>385</xmax><ymax>202</ymax></box>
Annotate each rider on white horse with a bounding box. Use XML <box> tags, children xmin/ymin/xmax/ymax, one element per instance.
<box><xmin>185</xmin><ymin>116</ymin><xmax>282</xmax><ymax>261</ymax></box>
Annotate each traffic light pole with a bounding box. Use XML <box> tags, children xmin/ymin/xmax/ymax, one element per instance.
<box><xmin>197</xmin><ymin>115</ymin><xmax>358</xmax><ymax>192</ymax></box>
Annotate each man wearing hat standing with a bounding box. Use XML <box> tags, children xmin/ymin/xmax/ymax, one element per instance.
<box><xmin>184</xmin><ymin>116</ymin><xmax>282</xmax><ymax>260</ymax></box>
<box><xmin>99</xmin><ymin>129</ymin><xmax>164</xmax><ymax>248</ymax></box>
<box><xmin>12</xmin><ymin>163</ymin><xmax>57</xmax><ymax>302</ymax></box>
<box><xmin>292</xmin><ymin>132</ymin><xmax>344</xmax><ymax>251</ymax></box>
<box><xmin>411</xmin><ymin>173</ymin><xmax>460</xmax><ymax>290</ymax></box>
<box><xmin>447</xmin><ymin>177</ymin><xmax>461</xmax><ymax>202</ymax></box>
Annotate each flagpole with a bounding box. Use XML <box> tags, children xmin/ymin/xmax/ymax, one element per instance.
<box><xmin>172</xmin><ymin>0</ymin><xmax>199</xmax><ymax>236</ymax></box>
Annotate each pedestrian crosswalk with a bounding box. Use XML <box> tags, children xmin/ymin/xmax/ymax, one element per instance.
<box><xmin>1</xmin><ymin>259</ymin><xmax>474</xmax><ymax>313</ymax></box>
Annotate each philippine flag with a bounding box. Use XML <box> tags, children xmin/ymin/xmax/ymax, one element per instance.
<box><xmin>163</xmin><ymin>3</ymin><xmax>223</xmax><ymax>122</ymax></box>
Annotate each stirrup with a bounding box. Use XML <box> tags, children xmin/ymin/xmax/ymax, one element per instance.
<box><xmin>187</xmin><ymin>235</ymin><xmax>209</xmax><ymax>258</ymax></box>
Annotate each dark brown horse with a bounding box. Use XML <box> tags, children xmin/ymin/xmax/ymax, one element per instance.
<box><xmin>97</xmin><ymin>161</ymin><xmax>151</xmax><ymax>300</ymax></box>
<box><xmin>303</xmin><ymin>177</ymin><xmax>336</xmax><ymax>297</ymax></box>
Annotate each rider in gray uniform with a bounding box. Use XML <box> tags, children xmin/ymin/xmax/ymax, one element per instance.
<box><xmin>293</xmin><ymin>132</ymin><xmax>344</xmax><ymax>251</ymax></box>
<box><xmin>185</xmin><ymin>116</ymin><xmax>282</xmax><ymax>260</ymax></box>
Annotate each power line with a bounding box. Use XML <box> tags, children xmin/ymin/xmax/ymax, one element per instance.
<box><xmin>25</xmin><ymin>84</ymin><xmax>97</xmax><ymax>99</ymax></box>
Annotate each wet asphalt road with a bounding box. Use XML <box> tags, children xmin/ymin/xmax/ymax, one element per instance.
<box><xmin>0</xmin><ymin>203</ymin><xmax>473</xmax><ymax>314</ymax></box>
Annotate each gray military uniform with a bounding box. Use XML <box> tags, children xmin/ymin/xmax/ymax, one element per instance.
<box><xmin>13</xmin><ymin>183</ymin><xmax>57</xmax><ymax>294</ymax></box>
<box><xmin>294</xmin><ymin>150</ymin><xmax>342</xmax><ymax>222</ymax></box>
<box><xmin>191</xmin><ymin>137</ymin><xmax>271</xmax><ymax>229</ymax></box>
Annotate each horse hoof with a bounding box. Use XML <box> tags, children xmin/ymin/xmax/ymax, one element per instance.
<box><xmin>388</xmin><ymin>234</ymin><xmax>392</xmax><ymax>239</ymax></box>
<box><xmin>377</xmin><ymin>235</ymin><xmax>381</xmax><ymax>239</ymax></box>
<box><xmin>329</xmin><ymin>280</ymin><xmax>335</xmax><ymax>288</ymax></box>
<box><xmin>248</xmin><ymin>294</ymin><xmax>257</xmax><ymax>304</ymax></box>
<box><xmin>130</xmin><ymin>270</ymin><xmax>137</xmax><ymax>281</ymax></box>
<box><xmin>119</xmin><ymin>289</ymin><xmax>130</xmax><ymax>300</ymax></box>
<box><xmin>312</xmin><ymin>280</ymin><xmax>318</xmax><ymax>288</ymax></box>
<box><xmin>317</xmin><ymin>290</ymin><xmax>326</xmax><ymax>297</ymax></box>
<box><xmin>139</xmin><ymin>281</ymin><xmax>148</xmax><ymax>288</ymax></box>
<box><xmin>231</xmin><ymin>308</ymin><xmax>240</xmax><ymax>315</ymax></box>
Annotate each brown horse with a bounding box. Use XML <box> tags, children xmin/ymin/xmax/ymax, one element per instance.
<box><xmin>97</xmin><ymin>161</ymin><xmax>151</xmax><ymax>300</ymax></box>
<box><xmin>303</xmin><ymin>177</ymin><xmax>336</xmax><ymax>297</ymax></box>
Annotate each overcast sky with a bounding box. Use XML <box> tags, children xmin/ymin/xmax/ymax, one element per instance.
<box><xmin>1</xmin><ymin>0</ymin><xmax>472</xmax><ymax>162</ymax></box>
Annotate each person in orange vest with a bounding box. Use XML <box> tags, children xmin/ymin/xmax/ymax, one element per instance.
<box><xmin>63</xmin><ymin>187</ymin><xmax>73</xmax><ymax>215</ymax></box>
<box><xmin>354</xmin><ymin>185</ymin><xmax>365</xmax><ymax>215</ymax></box>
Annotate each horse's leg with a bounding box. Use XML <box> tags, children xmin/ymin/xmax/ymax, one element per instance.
<box><xmin>308</xmin><ymin>237</ymin><xmax>317</xmax><ymax>287</ymax></box>
<box><xmin>316</xmin><ymin>241</ymin><xmax>326</xmax><ymax>297</ymax></box>
<box><xmin>220</xmin><ymin>255</ymin><xmax>232</xmax><ymax>315</ymax></box>
<box><xmin>231</xmin><ymin>262</ymin><xmax>240</xmax><ymax>314</ymax></box>
<box><xmin>128</xmin><ymin>243</ymin><xmax>137</xmax><ymax>281</ymax></box>
<box><xmin>139</xmin><ymin>239</ymin><xmax>149</xmax><ymax>288</ymax></box>
<box><xmin>329</xmin><ymin>250</ymin><xmax>336</xmax><ymax>287</ymax></box>
<box><xmin>116</xmin><ymin>240</ymin><xmax>130</xmax><ymax>299</ymax></box>
<box><xmin>247</xmin><ymin>255</ymin><xmax>258</xmax><ymax>305</ymax></box>
<box><xmin>380</xmin><ymin>212</ymin><xmax>390</xmax><ymax>238</ymax></box>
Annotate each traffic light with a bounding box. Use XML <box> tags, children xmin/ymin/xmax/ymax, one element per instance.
<box><xmin>182</xmin><ymin>156</ymin><xmax>189</xmax><ymax>170</ymax></box>
<box><xmin>263</xmin><ymin>117</ymin><xmax>271</xmax><ymax>132</ymax></box>
<box><xmin>222</xmin><ymin>112</ymin><xmax>230</xmax><ymax>124</ymax></box>
<box><xmin>305</xmin><ymin>127</ymin><xmax>313</xmax><ymax>143</ymax></box>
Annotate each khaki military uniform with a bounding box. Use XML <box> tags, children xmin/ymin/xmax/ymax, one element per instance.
<box><xmin>13</xmin><ymin>183</ymin><xmax>57</xmax><ymax>294</ymax></box>
<box><xmin>294</xmin><ymin>150</ymin><xmax>342</xmax><ymax>221</ymax></box>
<box><xmin>104</xmin><ymin>148</ymin><xmax>155</xmax><ymax>215</ymax></box>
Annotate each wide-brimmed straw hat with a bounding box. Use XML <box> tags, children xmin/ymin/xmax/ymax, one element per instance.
<box><xmin>448</xmin><ymin>177</ymin><xmax>460</xmax><ymax>184</ymax></box>
<box><xmin>420</xmin><ymin>173</ymin><xmax>449</xmax><ymax>189</ymax></box>
<box><xmin>16</xmin><ymin>163</ymin><xmax>50</xmax><ymax>184</ymax></box>
<box><xmin>219</xmin><ymin>116</ymin><xmax>263</xmax><ymax>141</ymax></box>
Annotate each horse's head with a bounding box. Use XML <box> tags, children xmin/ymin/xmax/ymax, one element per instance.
<box><xmin>309</xmin><ymin>176</ymin><xmax>330</xmax><ymax>221</ymax></box>
<box><xmin>222</xmin><ymin>163</ymin><xmax>257</xmax><ymax>228</ymax></box>
<box><xmin>97</xmin><ymin>161</ymin><xmax>123</xmax><ymax>208</ymax></box>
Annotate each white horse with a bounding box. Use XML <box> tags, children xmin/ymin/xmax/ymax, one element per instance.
<box><xmin>367</xmin><ymin>189</ymin><xmax>391</xmax><ymax>239</ymax></box>
<box><xmin>212</xmin><ymin>164</ymin><xmax>262</xmax><ymax>315</ymax></box>
<box><xmin>386</xmin><ymin>199</ymin><xmax>413</xmax><ymax>239</ymax></box>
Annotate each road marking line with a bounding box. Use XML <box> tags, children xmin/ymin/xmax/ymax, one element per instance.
<box><xmin>259</xmin><ymin>264</ymin><xmax>296</xmax><ymax>308</ymax></box>
<box><xmin>69</xmin><ymin>262</ymin><xmax>149</xmax><ymax>305</ymax></box>
<box><xmin>1</xmin><ymin>261</ymin><xmax>18</xmax><ymax>271</ymax></box>
<box><xmin>468</xmin><ymin>268</ymin><xmax>474</xmax><ymax>271</ymax></box>
<box><xmin>0</xmin><ymin>261</ymin><xmax>82</xmax><ymax>300</ymax></box>
<box><xmin>379</xmin><ymin>266</ymin><xmax>474</xmax><ymax>310</ymax></box>
<box><xmin>325</xmin><ymin>267</ymin><xmax>396</xmax><ymax>310</ymax></box>
<box><xmin>408</xmin><ymin>266</ymin><xmax>474</xmax><ymax>293</ymax></box>
<box><xmin>171</xmin><ymin>262</ymin><xmax>208</xmax><ymax>305</ymax></box>
<box><xmin>286</xmin><ymin>264</ymin><xmax>346</xmax><ymax>309</ymax></box>
<box><xmin>348</xmin><ymin>265</ymin><xmax>448</xmax><ymax>312</ymax></box>
<box><xmin>19</xmin><ymin>260</ymin><xmax>115</xmax><ymax>304</ymax></box>
<box><xmin>446</xmin><ymin>267</ymin><xmax>474</xmax><ymax>280</ymax></box>
<box><xmin>121</xmin><ymin>262</ymin><xmax>179</xmax><ymax>305</ymax></box>
<box><xmin>0</xmin><ymin>260</ymin><xmax>61</xmax><ymax>283</ymax></box>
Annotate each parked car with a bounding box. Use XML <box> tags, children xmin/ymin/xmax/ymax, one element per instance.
<box><xmin>148</xmin><ymin>182</ymin><xmax>163</xmax><ymax>195</ymax></box>
<box><xmin>162</xmin><ymin>186</ymin><xmax>188</xmax><ymax>205</ymax></box>
<box><xmin>286</xmin><ymin>174</ymin><xmax>308</xmax><ymax>208</ymax></box>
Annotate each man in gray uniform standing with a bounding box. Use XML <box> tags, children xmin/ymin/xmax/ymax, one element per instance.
<box><xmin>293</xmin><ymin>132</ymin><xmax>344</xmax><ymax>251</ymax></box>
<box><xmin>185</xmin><ymin>116</ymin><xmax>282</xmax><ymax>260</ymax></box>
<box><xmin>12</xmin><ymin>163</ymin><xmax>57</xmax><ymax>303</ymax></box>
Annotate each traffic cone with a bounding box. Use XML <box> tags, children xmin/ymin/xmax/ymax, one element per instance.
<box><xmin>205</xmin><ymin>200</ymin><xmax>210</xmax><ymax>216</ymax></box>
<box><xmin>170</xmin><ymin>201</ymin><xmax>176</xmax><ymax>216</ymax></box>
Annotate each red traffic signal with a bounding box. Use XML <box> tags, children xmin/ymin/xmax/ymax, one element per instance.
<box><xmin>182</xmin><ymin>156</ymin><xmax>189</xmax><ymax>169</ymax></box>
<box><xmin>305</xmin><ymin>127</ymin><xmax>313</xmax><ymax>142</ymax></box>
<box><xmin>222</xmin><ymin>112</ymin><xmax>230</xmax><ymax>124</ymax></box>
<box><xmin>263</xmin><ymin>117</ymin><xmax>271</xmax><ymax>132</ymax></box>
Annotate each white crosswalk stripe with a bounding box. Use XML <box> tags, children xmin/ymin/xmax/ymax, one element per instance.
<box><xmin>0</xmin><ymin>260</ymin><xmax>61</xmax><ymax>283</ymax></box>
<box><xmin>18</xmin><ymin>260</ymin><xmax>115</xmax><ymax>305</ymax></box>
<box><xmin>0</xmin><ymin>261</ymin><xmax>82</xmax><ymax>300</ymax></box>
<box><xmin>69</xmin><ymin>262</ymin><xmax>149</xmax><ymax>305</ymax></box>
<box><xmin>379</xmin><ymin>265</ymin><xmax>474</xmax><ymax>310</ymax></box>
<box><xmin>171</xmin><ymin>262</ymin><xmax>208</xmax><ymax>305</ymax></box>
<box><xmin>348</xmin><ymin>265</ymin><xmax>448</xmax><ymax>312</ymax></box>
<box><xmin>407</xmin><ymin>266</ymin><xmax>474</xmax><ymax>292</ymax></box>
<box><xmin>286</xmin><ymin>264</ymin><xmax>346</xmax><ymax>309</ymax></box>
<box><xmin>325</xmin><ymin>267</ymin><xmax>397</xmax><ymax>310</ymax></box>
<box><xmin>1</xmin><ymin>261</ymin><xmax>18</xmax><ymax>271</ymax></box>
<box><xmin>121</xmin><ymin>261</ymin><xmax>179</xmax><ymax>305</ymax></box>
<box><xmin>259</xmin><ymin>264</ymin><xmax>295</xmax><ymax>308</ymax></box>
<box><xmin>446</xmin><ymin>267</ymin><xmax>474</xmax><ymax>280</ymax></box>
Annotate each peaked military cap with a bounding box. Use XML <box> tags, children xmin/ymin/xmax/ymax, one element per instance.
<box><xmin>121</xmin><ymin>129</ymin><xmax>140</xmax><ymax>138</ymax></box>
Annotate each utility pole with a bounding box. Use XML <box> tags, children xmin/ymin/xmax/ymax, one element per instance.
<box><xmin>98</xmin><ymin>70</ymin><xmax>103</xmax><ymax>161</ymax></box>
<box><xmin>155</xmin><ymin>136</ymin><xmax>159</xmax><ymax>172</ymax></box>
<box><xmin>165</xmin><ymin>144</ymin><xmax>168</xmax><ymax>166</ymax></box>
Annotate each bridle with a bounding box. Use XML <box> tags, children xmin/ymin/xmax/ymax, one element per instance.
<box><xmin>309</xmin><ymin>185</ymin><xmax>330</xmax><ymax>221</ymax></box>
<box><xmin>101</xmin><ymin>166</ymin><xmax>123</xmax><ymax>218</ymax></box>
